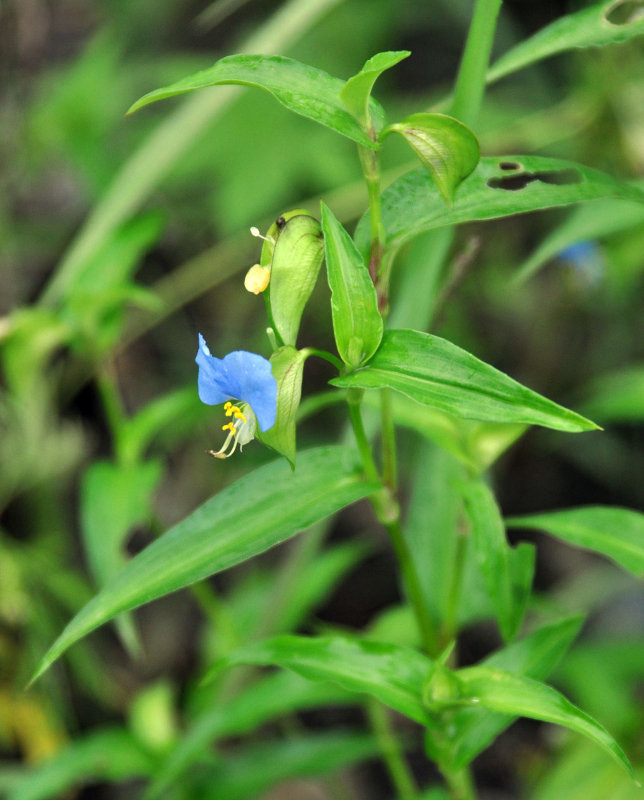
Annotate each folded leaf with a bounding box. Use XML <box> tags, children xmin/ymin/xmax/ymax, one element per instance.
<box><xmin>332</xmin><ymin>329</ymin><xmax>597</xmax><ymax>433</ymax></box>
<box><xmin>321</xmin><ymin>202</ymin><xmax>383</xmax><ymax>368</ymax></box>
<box><xmin>31</xmin><ymin>446</ymin><xmax>377</xmax><ymax>683</ymax></box>
<box><xmin>340</xmin><ymin>50</ymin><xmax>410</xmax><ymax>130</ymax></box>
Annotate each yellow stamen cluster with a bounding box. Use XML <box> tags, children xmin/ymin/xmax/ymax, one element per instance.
<box><xmin>224</xmin><ymin>401</ymin><xmax>246</xmax><ymax>426</ymax></box>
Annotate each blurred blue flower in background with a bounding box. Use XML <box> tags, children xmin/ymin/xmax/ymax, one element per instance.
<box><xmin>558</xmin><ymin>240</ymin><xmax>605</xmax><ymax>285</ymax></box>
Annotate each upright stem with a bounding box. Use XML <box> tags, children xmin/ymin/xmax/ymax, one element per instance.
<box><xmin>450</xmin><ymin>0</ymin><xmax>503</xmax><ymax>127</ymax></box>
<box><xmin>347</xmin><ymin>390</ymin><xmax>439</xmax><ymax>655</ymax></box>
<box><xmin>380</xmin><ymin>388</ymin><xmax>397</xmax><ymax>491</ymax></box>
<box><xmin>367</xmin><ymin>699</ymin><xmax>418</xmax><ymax>799</ymax></box>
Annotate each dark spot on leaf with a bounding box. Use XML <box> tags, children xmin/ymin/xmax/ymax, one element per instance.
<box><xmin>604</xmin><ymin>0</ymin><xmax>644</xmax><ymax>25</ymax></box>
<box><xmin>276</xmin><ymin>215</ymin><xmax>286</xmax><ymax>229</ymax></box>
<box><xmin>487</xmin><ymin>169</ymin><xmax>582</xmax><ymax>191</ymax></box>
<box><xmin>499</xmin><ymin>161</ymin><xmax>521</xmax><ymax>171</ymax></box>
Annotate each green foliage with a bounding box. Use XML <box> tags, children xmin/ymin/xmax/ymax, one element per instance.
<box><xmin>333</xmin><ymin>329</ymin><xmax>597</xmax><ymax>432</ymax></box>
<box><xmin>340</xmin><ymin>50</ymin><xmax>410</xmax><ymax>130</ymax></box>
<box><xmin>128</xmin><ymin>53</ymin><xmax>384</xmax><ymax>148</ymax></box>
<box><xmin>31</xmin><ymin>446</ymin><xmax>378</xmax><ymax>682</ymax></box>
<box><xmin>321</xmin><ymin>201</ymin><xmax>383</xmax><ymax>367</ymax></box>
<box><xmin>5</xmin><ymin>0</ymin><xmax>644</xmax><ymax>798</ymax></box>
<box><xmin>506</xmin><ymin>507</ymin><xmax>644</xmax><ymax>576</ymax></box>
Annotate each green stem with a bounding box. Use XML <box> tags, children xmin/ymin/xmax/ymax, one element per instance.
<box><xmin>441</xmin><ymin>763</ymin><xmax>477</xmax><ymax>800</ymax></box>
<box><xmin>367</xmin><ymin>699</ymin><xmax>418</xmax><ymax>799</ymax></box>
<box><xmin>450</xmin><ymin>0</ymin><xmax>503</xmax><ymax>127</ymax></box>
<box><xmin>380</xmin><ymin>388</ymin><xmax>397</xmax><ymax>491</ymax></box>
<box><xmin>346</xmin><ymin>390</ymin><xmax>439</xmax><ymax>656</ymax></box>
<box><xmin>306</xmin><ymin>347</ymin><xmax>344</xmax><ymax>372</ymax></box>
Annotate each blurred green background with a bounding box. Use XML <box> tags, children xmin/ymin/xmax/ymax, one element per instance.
<box><xmin>1</xmin><ymin>1</ymin><xmax>643</xmax><ymax>798</ymax></box>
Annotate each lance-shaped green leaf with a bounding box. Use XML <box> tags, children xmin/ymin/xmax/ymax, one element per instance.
<box><xmin>145</xmin><ymin>671</ymin><xmax>354</xmax><ymax>799</ymax></box>
<box><xmin>384</xmin><ymin>113</ymin><xmax>480</xmax><ymax>205</ymax></box>
<box><xmin>506</xmin><ymin>506</ymin><xmax>644</xmax><ymax>577</ymax></box>
<box><xmin>321</xmin><ymin>202</ymin><xmax>383</xmax><ymax>368</ymax></box>
<box><xmin>267</xmin><ymin>212</ymin><xmax>324</xmax><ymax>346</ymax></box>
<box><xmin>209</xmin><ymin>634</ymin><xmax>435</xmax><ymax>725</ymax></box>
<box><xmin>450</xmin><ymin>667</ymin><xmax>634</xmax><ymax>778</ymax></box>
<box><xmin>30</xmin><ymin>446</ymin><xmax>378</xmax><ymax>683</ymax></box>
<box><xmin>340</xmin><ymin>50</ymin><xmax>410</xmax><ymax>131</ymax></box>
<box><xmin>354</xmin><ymin>156</ymin><xmax>644</xmax><ymax>258</ymax></box>
<box><xmin>332</xmin><ymin>329</ymin><xmax>597</xmax><ymax>433</ymax></box>
<box><xmin>81</xmin><ymin>460</ymin><xmax>162</xmax><ymax>654</ymax></box>
<box><xmin>201</xmin><ymin>732</ymin><xmax>380</xmax><ymax>800</ymax></box>
<box><xmin>258</xmin><ymin>346</ymin><xmax>309</xmax><ymax>466</ymax></box>
<box><xmin>446</xmin><ymin>616</ymin><xmax>586</xmax><ymax>768</ymax></box>
<box><xmin>488</xmin><ymin>0</ymin><xmax>644</xmax><ymax>84</ymax></box>
<box><xmin>460</xmin><ymin>479</ymin><xmax>534</xmax><ymax>641</ymax></box>
<box><xmin>128</xmin><ymin>54</ymin><xmax>383</xmax><ymax>149</ymax></box>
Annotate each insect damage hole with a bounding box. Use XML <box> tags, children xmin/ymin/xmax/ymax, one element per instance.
<box><xmin>604</xmin><ymin>0</ymin><xmax>644</xmax><ymax>25</ymax></box>
<box><xmin>487</xmin><ymin>169</ymin><xmax>582</xmax><ymax>191</ymax></box>
<box><xmin>499</xmin><ymin>161</ymin><xmax>522</xmax><ymax>171</ymax></box>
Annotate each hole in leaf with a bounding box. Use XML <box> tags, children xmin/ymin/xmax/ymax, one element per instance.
<box><xmin>487</xmin><ymin>169</ymin><xmax>582</xmax><ymax>191</ymax></box>
<box><xmin>604</xmin><ymin>0</ymin><xmax>644</xmax><ymax>25</ymax></box>
<box><xmin>499</xmin><ymin>161</ymin><xmax>521</xmax><ymax>171</ymax></box>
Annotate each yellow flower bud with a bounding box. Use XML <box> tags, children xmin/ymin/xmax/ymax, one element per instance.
<box><xmin>244</xmin><ymin>264</ymin><xmax>271</xmax><ymax>295</ymax></box>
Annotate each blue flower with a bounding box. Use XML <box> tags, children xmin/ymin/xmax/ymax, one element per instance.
<box><xmin>196</xmin><ymin>334</ymin><xmax>277</xmax><ymax>458</ymax></box>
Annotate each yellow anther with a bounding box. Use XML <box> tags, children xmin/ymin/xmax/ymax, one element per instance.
<box><xmin>244</xmin><ymin>264</ymin><xmax>271</xmax><ymax>295</ymax></box>
<box><xmin>233</xmin><ymin>409</ymin><xmax>247</xmax><ymax>423</ymax></box>
<box><xmin>222</xmin><ymin>422</ymin><xmax>235</xmax><ymax>433</ymax></box>
<box><xmin>225</xmin><ymin>404</ymin><xmax>242</xmax><ymax>417</ymax></box>
<box><xmin>224</xmin><ymin>401</ymin><xmax>233</xmax><ymax>411</ymax></box>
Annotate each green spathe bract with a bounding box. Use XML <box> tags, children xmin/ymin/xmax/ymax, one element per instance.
<box><xmin>30</xmin><ymin>446</ymin><xmax>378</xmax><ymax>683</ymax></box>
<box><xmin>332</xmin><ymin>329</ymin><xmax>598</xmax><ymax>432</ymax></box>
<box><xmin>384</xmin><ymin>112</ymin><xmax>480</xmax><ymax>204</ymax></box>
<box><xmin>267</xmin><ymin>212</ymin><xmax>324</xmax><ymax>347</ymax></box>
<box><xmin>127</xmin><ymin>54</ymin><xmax>384</xmax><ymax>149</ymax></box>
<box><xmin>258</xmin><ymin>346</ymin><xmax>309</xmax><ymax>466</ymax></box>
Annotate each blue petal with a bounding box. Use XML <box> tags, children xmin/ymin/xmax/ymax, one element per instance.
<box><xmin>221</xmin><ymin>351</ymin><xmax>277</xmax><ymax>432</ymax></box>
<box><xmin>195</xmin><ymin>334</ymin><xmax>277</xmax><ymax>432</ymax></box>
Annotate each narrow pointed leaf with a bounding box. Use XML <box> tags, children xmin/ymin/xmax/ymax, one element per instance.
<box><xmin>332</xmin><ymin>329</ymin><xmax>597</xmax><ymax>433</ymax></box>
<box><xmin>210</xmin><ymin>634</ymin><xmax>435</xmax><ymax>725</ymax></box>
<box><xmin>445</xmin><ymin>616</ymin><xmax>586</xmax><ymax>768</ymax></box>
<box><xmin>385</xmin><ymin>113</ymin><xmax>480</xmax><ymax>204</ymax></box>
<box><xmin>460</xmin><ymin>479</ymin><xmax>534</xmax><ymax>641</ymax></box>
<box><xmin>31</xmin><ymin>446</ymin><xmax>377</xmax><ymax>683</ymax></box>
<box><xmin>340</xmin><ymin>50</ymin><xmax>410</xmax><ymax>130</ymax></box>
<box><xmin>488</xmin><ymin>0</ymin><xmax>644</xmax><ymax>84</ymax></box>
<box><xmin>321</xmin><ymin>202</ymin><xmax>383</xmax><ymax>368</ymax></box>
<box><xmin>145</xmin><ymin>671</ymin><xmax>353</xmax><ymax>799</ymax></box>
<box><xmin>453</xmin><ymin>667</ymin><xmax>633</xmax><ymax>778</ymax></box>
<box><xmin>355</xmin><ymin>156</ymin><xmax>644</xmax><ymax>258</ymax></box>
<box><xmin>128</xmin><ymin>54</ymin><xmax>383</xmax><ymax>148</ymax></box>
<box><xmin>507</xmin><ymin>506</ymin><xmax>644</xmax><ymax>576</ymax></box>
<box><xmin>258</xmin><ymin>346</ymin><xmax>308</xmax><ymax>466</ymax></box>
